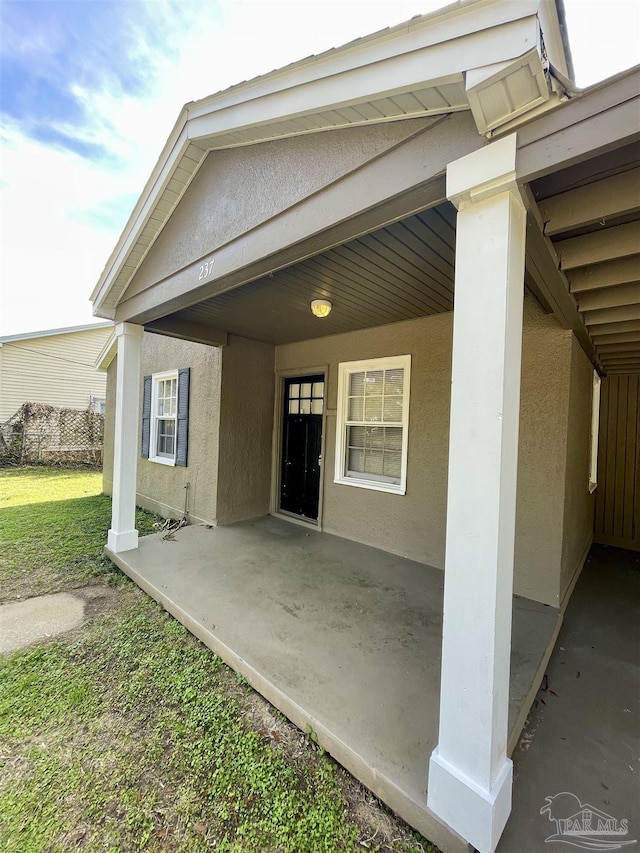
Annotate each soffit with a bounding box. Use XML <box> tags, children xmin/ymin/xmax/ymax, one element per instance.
<box><xmin>531</xmin><ymin>151</ymin><xmax>640</xmax><ymax>375</ymax></box>
<box><xmin>164</xmin><ymin>205</ymin><xmax>457</xmax><ymax>346</ymax></box>
<box><xmin>92</xmin><ymin>0</ymin><xmax>553</xmax><ymax>317</ymax></box>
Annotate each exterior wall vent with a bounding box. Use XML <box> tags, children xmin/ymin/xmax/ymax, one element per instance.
<box><xmin>466</xmin><ymin>47</ymin><xmax>550</xmax><ymax>135</ymax></box>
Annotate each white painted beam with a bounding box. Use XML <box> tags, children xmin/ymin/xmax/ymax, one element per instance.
<box><xmin>516</xmin><ymin>68</ymin><xmax>640</xmax><ymax>183</ymax></box>
<box><xmin>428</xmin><ymin>134</ymin><xmax>526</xmax><ymax>853</ymax></box>
<box><xmin>540</xmin><ymin>167</ymin><xmax>640</xmax><ymax>236</ymax></box>
<box><xmin>107</xmin><ymin>323</ymin><xmax>143</xmax><ymax>553</ymax></box>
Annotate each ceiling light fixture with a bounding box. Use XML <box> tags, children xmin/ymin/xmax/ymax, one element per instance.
<box><xmin>310</xmin><ymin>299</ymin><xmax>332</xmax><ymax>318</ymax></box>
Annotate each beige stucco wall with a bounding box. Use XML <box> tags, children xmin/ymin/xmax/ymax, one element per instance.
<box><xmin>560</xmin><ymin>337</ymin><xmax>596</xmax><ymax>604</ymax></box>
<box><xmin>515</xmin><ymin>300</ymin><xmax>573</xmax><ymax>605</ymax></box>
<box><xmin>216</xmin><ymin>335</ymin><xmax>275</xmax><ymax>524</ymax></box>
<box><xmin>103</xmin><ymin>332</ymin><xmax>222</xmax><ymax>526</ymax></box>
<box><xmin>125</xmin><ymin>119</ymin><xmax>437</xmax><ymax>301</ymax></box>
<box><xmin>276</xmin><ymin>296</ymin><xmax>576</xmax><ymax>606</ymax></box>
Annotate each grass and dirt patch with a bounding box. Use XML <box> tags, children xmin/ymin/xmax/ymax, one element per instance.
<box><xmin>0</xmin><ymin>467</ymin><xmax>435</xmax><ymax>852</ymax></box>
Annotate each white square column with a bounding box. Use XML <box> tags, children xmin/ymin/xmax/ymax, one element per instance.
<box><xmin>107</xmin><ymin>322</ymin><xmax>143</xmax><ymax>553</ymax></box>
<box><xmin>427</xmin><ymin>134</ymin><xmax>526</xmax><ymax>853</ymax></box>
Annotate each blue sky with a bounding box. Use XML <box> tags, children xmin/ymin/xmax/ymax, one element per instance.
<box><xmin>0</xmin><ymin>0</ymin><xmax>638</xmax><ymax>336</ymax></box>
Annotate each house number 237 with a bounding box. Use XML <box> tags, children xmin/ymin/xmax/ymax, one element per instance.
<box><xmin>198</xmin><ymin>258</ymin><xmax>215</xmax><ymax>280</ymax></box>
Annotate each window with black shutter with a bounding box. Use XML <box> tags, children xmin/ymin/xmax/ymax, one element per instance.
<box><xmin>141</xmin><ymin>368</ymin><xmax>190</xmax><ymax>466</ymax></box>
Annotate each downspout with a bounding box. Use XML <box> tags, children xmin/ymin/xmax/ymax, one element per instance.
<box><xmin>548</xmin><ymin>62</ymin><xmax>587</xmax><ymax>97</ymax></box>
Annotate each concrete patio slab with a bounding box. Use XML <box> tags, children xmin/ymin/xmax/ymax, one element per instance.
<box><xmin>0</xmin><ymin>592</ymin><xmax>85</xmax><ymax>654</ymax></box>
<box><xmin>107</xmin><ymin>516</ymin><xmax>561</xmax><ymax>853</ymax></box>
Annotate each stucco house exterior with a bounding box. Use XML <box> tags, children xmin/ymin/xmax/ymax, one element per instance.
<box><xmin>93</xmin><ymin>1</ymin><xmax>639</xmax><ymax>851</ymax></box>
<box><xmin>0</xmin><ymin>322</ymin><xmax>113</xmax><ymax>422</ymax></box>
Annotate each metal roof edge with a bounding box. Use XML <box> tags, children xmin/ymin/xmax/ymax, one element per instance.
<box><xmin>95</xmin><ymin>331</ymin><xmax>118</xmax><ymax>371</ymax></box>
<box><xmin>0</xmin><ymin>321</ymin><xmax>113</xmax><ymax>344</ymax></box>
<box><xmin>554</xmin><ymin>0</ymin><xmax>575</xmax><ymax>81</ymax></box>
<box><xmin>90</xmin><ymin>0</ymin><xmax>558</xmax><ymax>314</ymax></box>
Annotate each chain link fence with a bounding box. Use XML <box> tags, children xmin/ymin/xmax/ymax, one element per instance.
<box><xmin>0</xmin><ymin>402</ymin><xmax>104</xmax><ymax>466</ymax></box>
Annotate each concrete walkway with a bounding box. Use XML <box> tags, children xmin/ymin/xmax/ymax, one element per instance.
<box><xmin>498</xmin><ymin>545</ymin><xmax>640</xmax><ymax>853</ymax></box>
<box><xmin>0</xmin><ymin>592</ymin><xmax>85</xmax><ymax>654</ymax></box>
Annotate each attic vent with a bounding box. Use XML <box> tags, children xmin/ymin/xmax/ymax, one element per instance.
<box><xmin>466</xmin><ymin>48</ymin><xmax>550</xmax><ymax>135</ymax></box>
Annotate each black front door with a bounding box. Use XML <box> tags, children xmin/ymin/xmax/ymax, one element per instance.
<box><xmin>280</xmin><ymin>375</ymin><xmax>324</xmax><ymax>520</ymax></box>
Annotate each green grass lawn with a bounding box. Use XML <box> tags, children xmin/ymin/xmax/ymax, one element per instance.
<box><xmin>0</xmin><ymin>467</ymin><xmax>157</xmax><ymax>599</ymax></box>
<box><xmin>0</xmin><ymin>467</ymin><xmax>434</xmax><ymax>853</ymax></box>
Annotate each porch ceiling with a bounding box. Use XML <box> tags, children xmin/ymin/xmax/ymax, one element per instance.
<box><xmin>143</xmin><ymin>133</ymin><xmax>640</xmax><ymax>369</ymax></box>
<box><xmin>531</xmin><ymin>143</ymin><xmax>640</xmax><ymax>376</ymax></box>
<box><xmin>158</xmin><ymin>204</ymin><xmax>456</xmax><ymax>346</ymax></box>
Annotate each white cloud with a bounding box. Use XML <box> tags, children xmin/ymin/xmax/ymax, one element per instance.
<box><xmin>0</xmin><ymin>123</ymin><xmax>142</xmax><ymax>334</ymax></box>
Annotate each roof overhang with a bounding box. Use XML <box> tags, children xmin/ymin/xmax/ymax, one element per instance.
<box><xmin>91</xmin><ymin>0</ymin><xmax>569</xmax><ymax>319</ymax></box>
<box><xmin>0</xmin><ymin>321</ymin><xmax>113</xmax><ymax>345</ymax></box>
<box><xmin>95</xmin><ymin>331</ymin><xmax>117</xmax><ymax>371</ymax></box>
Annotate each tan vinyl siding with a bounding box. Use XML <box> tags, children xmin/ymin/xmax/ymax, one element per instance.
<box><xmin>0</xmin><ymin>326</ymin><xmax>113</xmax><ymax>422</ymax></box>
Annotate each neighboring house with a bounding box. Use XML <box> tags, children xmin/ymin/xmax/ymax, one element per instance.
<box><xmin>0</xmin><ymin>323</ymin><xmax>113</xmax><ymax>422</ymax></box>
<box><xmin>93</xmin><ymin>2</ymin><xmax>639</xmax><ymax>851</ymax></box>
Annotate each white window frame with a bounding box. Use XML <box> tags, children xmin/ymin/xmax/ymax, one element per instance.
<box><xmin>150</xmin><ymin>369</ymin><xmax>178</xmax><ymax>466</ymax></box>
<box><xmin>334</xmin><ymin>354</ymin><xmax>411</xmax><ymax>495</ymax></box>
<box><xmin>589</xmin><ymin>370</ymin><xmax>601</xmax><ymax>493</ymax></box>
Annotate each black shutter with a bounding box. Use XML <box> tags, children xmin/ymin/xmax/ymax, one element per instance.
<box><xmin>141</xmin><ymin>375</ymin><xmax>152</xmax><ymax>459</ymax></box>
<box><xmin>176</xmin><ymin>368</ymin><xmax>190</xmax><ymax>467</ymax></box>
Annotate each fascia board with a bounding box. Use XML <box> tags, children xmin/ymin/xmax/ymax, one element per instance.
<box><xmin>187</xmin><ymin>19</ymin><xmax>539</xmax><ymax>144</ymax></box>
<box><xmin>96</xmin><ymin>332</ymin><xmax>118</xmax><ymax>371</ymax></box>
<box><xmin>186</xmin><ymin>0</ymin><xmax>540</xmax><ymax>121</ymax></box>
<box><xmin>92</xmin><ymin>0</ymin><xmax>543</xmax><ymax>314</ymax></box>
<box><xmin>0</xmin><ymin>322</ymin><xmax>113</xmax><ymax>344</ymax></box>
<box><xmin>551</xmin><ymin>0</ymin><xmax>575</xmax><ymax>80</ymax></box>
<box><xmin>90</xmin><ymin>108</ymin><xmax>192</xmax><ymax>303</ymax></box>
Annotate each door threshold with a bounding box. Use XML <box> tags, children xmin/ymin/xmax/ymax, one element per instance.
<box><xmin>271</xmin><ymin>511</ymin><xmax>320</xmax><ymax>531</ymax></box>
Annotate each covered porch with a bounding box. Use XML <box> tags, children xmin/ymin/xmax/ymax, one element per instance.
<box><xmin>93</xmin><ymin>13</ymin><xmax>640</xmax><ymax>847</ymax></box>
<box><xmin>107</xmin><ymin>516</ymin><xmax>561</xmax><ymax>853</ymax></box>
